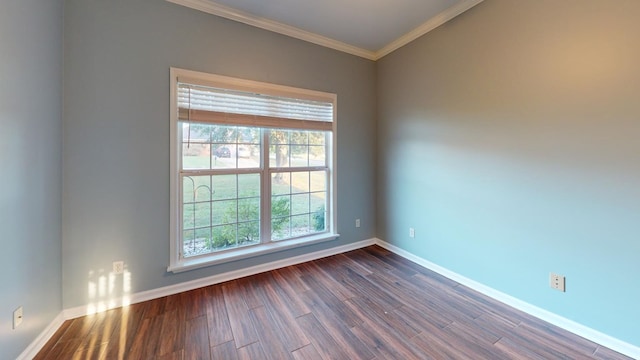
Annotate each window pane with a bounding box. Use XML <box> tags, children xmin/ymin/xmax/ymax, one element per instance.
<box><xmin>238</xmin><ymin>221</ymin><xmax>260</xmax><ymax>246</ymax></box>
<box><xmin>211</xmin><ymin>202</ymin><xmax>225</xmax><ymax>226</ymax></box>
<box><xmin>184</xmin><ymin>126</ymin><xmax>258</xmax><ymax>170</ymax></box>
<box><xmin>308</xmin><ymin>131</ymin><xmax>325</xmax><ymax>145</ymax></box>
<box><xmin>311</xmin><ymin>207</ymin><xmax>326</xmax><ymax>232</ymax></box>
<box><xmin>183</xmin><ymin>229</ymin><xmax>198</xmax><ymax>256</ymax></box>
<box><xmin>182</xmin><ymin>143</ymin><xmax>211</xmax><ymax>170</ymax></box>
<box><xmin>236</xmin><ymin>146</ymin><xmax>250</xmax><ymax>164</ymax></box>
<box><xmin>183</xmin><ymin>123</ymin><xmax>211</xmax><ymax>143</ymax></box>
<box><xmin>272</xmin><ymin>217</ymin><xmax>290</xmax><ymax>241</ymax></box>
<box><xmin>212</xmin><ymin>144</ymin><xmax>233</xmax><ymax>158</ymax></box>
<box><xmin>238</xmin><ymin>198</ymin><xmax>260</xmax><ymax>222</ymax></box>
<box><xmin>247</xmin><ymin>144</ymin><xmax>260</xmax><ymax>156</ymax></box>
<box><xmin>212</xmin><ymin>225</ymin><xmax>237</xmax><ymax>250</ymax></box>
<box><xmin>212</xmin><ymin>175</ymin><xmax>237</xmax><ymax>200</ymax></box>
<box><xmin>237</xmin><ymin>127</ymin><xmax>260</xmax><ymax>144</ymax></box>
<box><xmin>182</xmin><ymin>124</ymin><xmax>265</xmax><ymax>171</ymax></box>
<box><xmin>270</xmin><ymin>144</ymin><xmax>290</xmax><ymax>168</ymax></box>
<box><xmin>271</xmin><ymin>173</ymin><xmax>291</xmax><ymax>195</ymax></box>
<box><xmin>183</xmin><ymin>176</ymin><xmax>212</xmax><ymax>202</ymax></box>
<box><xmin>237</xmin><ymin>144</ymin><xmax>259</xmax><ymax>169</ymax></box>
<box><xmin>291</xmin><ymin>131</ymin><xmax>307</xmax><ymax>144</ymax></box>
<box><xmin>271</xmin><ymin>195</ymin><xmax>291</xmax><ymax>217</ymax></box>
<box><xmin>310</xmin><ymin>171</ymin><xmax>326</xmax><ymax>192</ymax></box>
<box><xmin>183</xmin><ymin>227</ymin><xmax>211</xmax><ymax>257</ymax></box>
<box><xmin>310</xmin><ymin>192</ymin><xmax>326</xmax><ymax>211</ymax></box>
<box><xmin>182</xmin><ymin>172</ymin><xmax>262</xmax><ymax>256</ymax></box>
<box><xmin>270</xmin><ymin>130</ymin><xmax>289</xmax><ymax>144</ymax></box>
<box><xmin>183</xmin><ymin>204</ymin><xmax>195</xmax><ymax>229</ymax></box>
<box><xmin>237</xmin><ymin>146</ymin><xmax>260</xmax><ymax>169</ymax></box>
<box><xmin>183</xmin><ymin>229</ymin><xmax>195</xmax><ymax>244</ymax></box>
<box><xmin>291</xmin><ymin>215</ymin><xmax>309</xmax><ymax>237</ymax></box>
<box><xmin>197</xmin><ymin>181</ymin><xmax>214</xmax><ymax>202</ymax></box>
<box><xmin>310</xmin><ymin>192</ymin><xmax>327</xmax><ymax>232</ymax></box>
<box><xmin>269</xmin><ymin>169</ymin><xmax>328</xmax><ymax>241</ymax></box>
<box><xmin>212</xmin><ymin>145</ymin><xmax>235</xmax><ymax>169</ymax></box>
<box><xmin>291</xmin><ymin>193</ymin><xmax>309</xmax><ymax>216</ymax></box>
<box><xmin>291</xmin><ymin>172</ymin><xmax>310</xmax><ymax>193</ymax></box>
<box><xmin>210</xmin><ymin>126</ymin><xmax>237</xmax><ymax>143</ymax></box>
<box><xmin>195</xmin><ymin>227</ymin><xmax>211</xmax><ymax>243</ymax></box>
<box><xmin>212</xmin><ymin>200</ymin><xmax>237</xmax><ymax>225</ymax></box>
<box><xmin>268</xmin><ymin>130</ymin><xmax>328</xmax><ymax>169</ymax></box>
<box><xmin>183</xmin><ymin>177</ymin><xmax>196</xmax><ymax>204</ymax></box>
<box><xmin>194</xmin><ymin>203</ymin><xmax>211</xmax><ymax>228</ymax></box>
<box><xmin>238</xmin><ymin>174</ymin><xmax>260</xmax><ymax>198</ymax></box>
<box><xmin>309</xmin><ymin>145</ymin><xmax>325</xmax><ymax>166</ymax></box>
<box><xmin>290</xmin><ymin>145</ymin><xmax>309</xmax><ymax>167</ymax></box>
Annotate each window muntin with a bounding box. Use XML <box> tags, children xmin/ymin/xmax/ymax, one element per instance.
<box><xmin>181</xmin><ymin>172</ymin><xmax>262</xmax><ymax>257</ymax></box>
<box><xmin>170</xmin><ymin>68</ymin><xmax>337</xmax><ymax>271</ymax></box>
<box><xmin>180</xmin><ymin>125</ymin><xmax>329</xmax><ymax>258</ymax></box>
<box><xmin>182</xmin><ymin>124</ymin><xmax>261</xmax><ymax>170</ymax></box>
<box><xmin>270</xmin><ymin>169</ymin><xmax>327</xmax><ymax>241</ymax></box>
<box><xmin>269</xmin><ymin>130</ymin><xmax>326</xmax><ymax>168</ymax></box>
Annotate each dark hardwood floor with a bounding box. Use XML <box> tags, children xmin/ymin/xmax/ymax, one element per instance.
<box><xmin>35</xmin><ymin>246</ymin><xmax>632</xmax><ymax>359</ymax></box>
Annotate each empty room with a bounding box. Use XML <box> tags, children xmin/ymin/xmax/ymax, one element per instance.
<box><xmin>1</xmin><ymin>0</ymin><xmax>639</xmax><ymax>359</ymax></box>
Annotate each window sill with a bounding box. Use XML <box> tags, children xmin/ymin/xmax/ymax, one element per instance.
<box><xmin>167</xmin><ymin>233</ymin><xmax>340</xmax><ymax>273</ymax></box>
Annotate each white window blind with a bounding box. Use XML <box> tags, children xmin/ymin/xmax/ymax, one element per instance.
<box><xmin>177</xmin><ymin>80</ymin><xmax>334</xmax><ymax>131</ymax></box>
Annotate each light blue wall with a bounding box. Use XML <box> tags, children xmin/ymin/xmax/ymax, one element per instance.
<box><xmin>63</xmin><ymin>0</ymin><xmax>376</xmax><ymax>309</ymax></box>
<box><xmin>0</xmin><ymin>0</ymin><xmax>63</xmax><ymax>358</ymax></box>
<box><xmin>377</xmin><ymin>0</ymin><xmax>640</xmax><ymax>346</ymax></box>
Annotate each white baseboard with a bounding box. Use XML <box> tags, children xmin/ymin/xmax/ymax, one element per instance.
<box><xmin>63</xmin><ymin>238</ymin><xmax>376</xmax><ymax>320</ymax></box>
<box><xmin>17</xmin><ymin>312</ymin><xmax>65</xmax><ymax>360</ymax></box>
<box><xmin>375</xmin><ymin>238</ymin><xmax>640</xmax><ymax>359</ymax></box>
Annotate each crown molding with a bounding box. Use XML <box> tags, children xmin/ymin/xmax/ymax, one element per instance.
<box><xmin>374</xmin><ymin>0</ymin><xmax>484</xmax><ymax>59</ymax></box>
<box><xmin>166</xmin><ymin>0</ymin><xmax>484</xmax><ymax>61</ymax></box>
<box><xmin>166</xmin><ymin>0</ymin><xmax>377</xmax><ymax>60</ymax></box>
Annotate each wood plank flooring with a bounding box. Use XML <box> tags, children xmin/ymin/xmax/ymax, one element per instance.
<box><xmin>35</xmin><ymin>246</ymin><xmax>632</xmax><ymax>359</ymax></box>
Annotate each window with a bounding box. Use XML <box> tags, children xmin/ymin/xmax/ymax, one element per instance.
<box><xmin>169</xmin><ymin>68</ymin><xmax>337</xmax><ymax>272</ymax></box>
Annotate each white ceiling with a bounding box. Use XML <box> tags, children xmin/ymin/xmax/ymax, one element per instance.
<box><xmin>167</xmin><ymin>0</ymin><xmax>483</xmax><ymax>60</ymax></box>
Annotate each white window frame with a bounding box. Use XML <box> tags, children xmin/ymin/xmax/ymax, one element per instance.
<box><xmin>169</xmin><ymin>68</ymin><xmax>338</xmax><ymax>273</ymax></box>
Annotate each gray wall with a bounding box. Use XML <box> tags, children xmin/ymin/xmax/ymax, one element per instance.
<box><xmin>0</xmin><ymin>0</ymin><xmax>63</xmax><ymax>358</ymax></box>
<box><xmin>63</xmin><ymin>0</ymin><xmax>376</xmax><ymax>309</ymax></box>
<box><xmin>377</xmin><ymin>0</ymin><xmax>640</xmax><ymax>346</ymax></box>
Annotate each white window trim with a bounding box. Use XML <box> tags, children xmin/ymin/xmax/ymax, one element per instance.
<box><xmin>169</xmin><ymin>67</ymin><xmax>338</xmax><ymax>273</ymax></box>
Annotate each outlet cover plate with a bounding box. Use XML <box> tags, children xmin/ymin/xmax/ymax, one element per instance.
<box><xmin>13</xmin><ymin>306</ymin><xmax>23</xmax><ymax>329</ymax></box>
<box><xmin>550</xmin><ymin>273</ymin><xmax>565</xmax><ymax>292</ymax></box>
<box><xmin>113</xmin><ymin>261</ymin><xmax>124</xmax><ymax>274</ymax></box>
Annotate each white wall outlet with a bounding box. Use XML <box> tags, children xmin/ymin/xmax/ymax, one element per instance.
<box><xmin>355</xmin><ymin>219</ymin><xmax>361</xmax><ymax>228</ymax></box>
<box><xmin>409</xmin><ymin>227</ymin><xmax>415</xmax><ymax>238</ymax></box>
<box><xmin>550</xmin><ymin>273</ymin><xmax>565</xmax><ymax>292</ymax></box>
<box><xmin>113</xmin><ymin>261</ymin><xmax>124</xmax><ymax>274</ymax></box>
<box><xmin>13</xmin><ymin>306</ymin><xmax>23</xmax><ymax>329</ymax></box>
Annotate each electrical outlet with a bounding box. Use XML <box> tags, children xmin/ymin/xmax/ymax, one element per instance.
<box><xmin>550</xmin><ymin>273</ymin><xmax>565</xmax><ymax>292</ymax></box>
<box><xmin>113</xmin><ymin>261</ymin><xmax>124</xmax><ymax>274</ymax></box>
<box><xmin>355</xmin><ymin>219</ymin><xmax>361</xmax><ymax>228</ymax></box>
<box><xmin>13</xmin><ymin>306</ymin><xmax>23</xmax><ymax>329</ymax></box>
<box><xmin>409</xmin><ymin>227</ymin><xmax>415</xmax><ymax>238</ymax></box>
